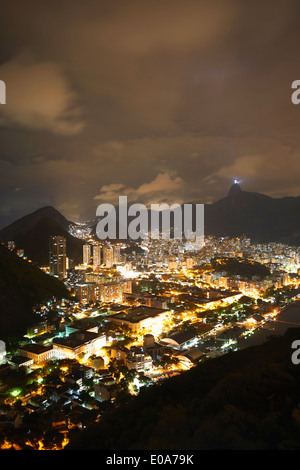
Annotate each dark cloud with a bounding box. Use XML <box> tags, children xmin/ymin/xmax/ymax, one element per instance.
<box><xmin>0</xmin><ymin>53</ymin><xmax>85</xmax><ymax>135</ymax></box>
<box><xmin>1</xmin><ymin>0</ymin><xmax>300</xmax><ymax>227</ymax></box>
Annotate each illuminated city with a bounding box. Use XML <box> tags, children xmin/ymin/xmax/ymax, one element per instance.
<box><xmin>2</xmin><ymin>0</ymin><xmax>300</xmax><ymax>455</ymax></box>
<box><xmin>2</xmin><ymin>220</ymin><xmax>300</xmax><ymax>449</ymax></box>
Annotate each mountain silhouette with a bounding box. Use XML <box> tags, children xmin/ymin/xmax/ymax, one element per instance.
<box><xmin>2</xmin><ymin>184</ymin><xmax>300</xmax><ymax>252</ymax></box>
<box><xmin>0</xmin><ymin>206</ymin><xmax>70</xmax><ymax>241</ymax></box>
<box><xmin>204</xmin><ymin>183</ymin><xmax>300</xmax><ymax>244</ymax></box>
<box><xmin>91</xmin><ymin>183</ymin><xmax>300</xmax><ymax>245</ymax></box>
<box><xmin>0</xmin><ymin>206</ymin><xmax>84</xmax><ymax>266</ymax></box>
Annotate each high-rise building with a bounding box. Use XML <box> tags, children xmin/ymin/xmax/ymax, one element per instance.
<box><xmin>83</xmin><ymin>244</ymin><xmax>91</xmax><ymax>265</ymax></box>
<box><xmin>93</xmin><ymin>245</ymin><xmax>101</xmax><ymax>269</ymax></box>
<box><xmin>99</xmin><ymin>279</ymin><xmax>132</xmax><ymax>302</ymax></box>
<box><xmin>75</xmin><ymin>283</ymin><xmax>101</xmax><ymax>303</ymax></box>
<box><xmin>49</xmin><ymin>236</ymin><xmax>66</xmax><ymax>279</ymax></box>
<box><xmin>113</xmin><ymin>244</ymin><xmax>121</xmax><ymax>265</ymax></box>
<box><xmin>103</xmin><ymin>245</ymin><xmax>114</xmax><ymax>268</ymax></box>
<box><xmin>122</xmin><ymin>279</ymin><xmax>132</xmax><ymax>294</ymax></box>
<box><xmin>100</xmin><ymin>282</ymin><xmax>122</xmax><ymax>302</ymax></box>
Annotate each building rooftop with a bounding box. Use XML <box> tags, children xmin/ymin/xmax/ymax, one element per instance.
<box><xmin>18</xmin><ymin>344</ymin><xmax>52</xmax><ymax>354</ymax></box>
<box><xmin>53</xmin><ymin>331</ymin><xmax>103</xmax><ymax>349</ymax></box>
<box><xmin>10</xmin><ymin>355</ymin><xmax>33</xmax><ymax>365</ymax></box>
<box><xmin>176</xmin><ymin>347</ymin><xmax>204</xmax><ymax>363</ymax></box>
<box><xmin>65</xmin><ymin>317</ymin><xmax>102</xmax><ymax>331</ymax></box>
<box><xmin>160</xmin><ymin>328</ymin><xmax>197</xmax><ymax>348</ymax></box>
<box><xmin>111</xmin><ymin>306</ymin><xmax>168</xmax><ymax>324</ymax></box>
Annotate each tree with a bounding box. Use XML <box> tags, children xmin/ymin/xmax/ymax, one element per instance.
<box><xmin>44</xmin><ymin>370</ymin><xmax>63</xmax><ymax>386</ymax></box>
<box><xmin>42</xmin><ymin>429</ymin><xmax>64</xmax><ymax>450</ymax></box>
<box><xmin>137</xmin><ymin>372</ymin><xmax>152</xmax><ymax>386</ymax></box>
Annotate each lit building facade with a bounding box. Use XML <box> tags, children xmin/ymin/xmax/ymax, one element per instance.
<box><xmin>49</xmin><ymin>236</ymin><xmax>66</xmax><ymax>279</ymax></box>
<box><xmin>103</xmin><ymin>245</ymin><xmax>114</xmax><ymax>268</ymax></box>
<box><xmin>124</xmin><ymin>346</ymin><xmax>152</xmax><ymax>372</ymax></box>
<box><xmin>109</xmin><ymin>306</ymin><xmax>171</xmax><ymax>336</ymax></box>
<box><xmin>113</xmin><ymin>244</ymin><xmax>121</xmax><ymax>265</ymax></box>
<box><xmin>18</xmin><ymin>344</ymin><xmax>55</xmax><ymax>364</ymax></box>
<box><xmin>75</xmin><ymin>283</ymin><xmax>101</xmax><ymax>303</ymax></box>
<box><xmin>83</xmin><ymin>244</ymin><xmax>91</xmax><ymax>265</ymax></box>
<box><xmin>100</xmin><ymin>282</ymin><xmax>122</xmax><ymax>302</ymax></box>
<box><xmin>93</xmin><ymin>245</ymin><xmax>101</xmax><ymax>269</ymax></box>
<box><xmin>53</xmin><ymin>331</ymin><xmax>106</xmax><ymax>360</ymax></box>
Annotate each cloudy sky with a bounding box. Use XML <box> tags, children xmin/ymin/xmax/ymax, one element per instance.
<box><xmin>1</xmin><ymin>0</ymin><xmax>300</xmax><ymax>227</ymax></box>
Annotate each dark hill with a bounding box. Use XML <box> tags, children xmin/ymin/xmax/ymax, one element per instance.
<box><xmin>0</xmin><ymin>206</ymin><xmax>70</xmax><ymax>241</ymax></box>
<box><xmin>0</xmin><ymin>243</ymin><xmax>69</xmax><ymax>339</ymax></box>
<box><xmin>12</xmin><ymin>217</ymin><xmax>84</xmax><ymax>266</ymax></box>
<box><xmin>67</xmin><ymin>327</ymin><xmax>300</xmax><ymax>450</ymax></box>
<box><xmin>91</xmin><ymin>183</ymin><xmax>300</xmax><ymax>245</ymax></box>
<box><xmin>205</xmin><ymin>183</ymin><xmax>300</xmax><ymax>244</ymax></box>
<box><xmin>0</xmin><ymin>207</ymin><xmax>84</xmax><ymax>266</ymax></box>
<box><xmin>199</xmin><ymin>257</ymin><xmax>271</xmax><ymax>280</ymax></box>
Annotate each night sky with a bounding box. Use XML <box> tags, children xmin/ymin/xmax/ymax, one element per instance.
<box><xmin>1</xmin><ymin>0</ymin><xmax>300</xmax><ymax>228</ymax></box>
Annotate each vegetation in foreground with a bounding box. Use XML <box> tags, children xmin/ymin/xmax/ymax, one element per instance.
<box><xmin>67</xmin><ymin>327</ymin><xmax>300</xmax><ymax>450</ymax></box>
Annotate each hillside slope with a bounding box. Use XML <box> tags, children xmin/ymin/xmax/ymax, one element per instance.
<box><xmin>205</xmin><ymin>183</ymin><xmax>300</xmax><ymax>244</ymax></box>
<box><xmin>0</xmin><ymin>206</ymin><xmax>70</xmax><ymax>241</ymax></box>
<box><xmin>67</xmin><ymin>327</ymin><xmax>300</xmax><ymax>450</ymax></box>
<box><xmin>0</xmin><ymin>243</ymin><xmax>69</xmax><ymax>339</ymax></box>
<box><xmin>11</xmin><ymin>217</ymin><xmax>84</xmax><ymax>266</ymax></box>
<box><xmin>0</xmin><ymin>206</ymin><xmax>84</xmax><ymax>266</ymax></box>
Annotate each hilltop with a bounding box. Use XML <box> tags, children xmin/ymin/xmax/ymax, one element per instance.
<box><xmin>205</xmin><ymin>183</ymin><xmax>300</xmax><ymax>244</ymax></box>
<box><xmin>0</xmin><ymin>206</ymin><xmax>84</xmax><ymax>266</ymax></box>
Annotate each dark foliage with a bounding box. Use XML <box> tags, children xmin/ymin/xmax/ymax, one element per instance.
<box><xmin>209</xmin><ymin>257</ymin><xmax>270</xmax><ymax>279</ymax></box>
<box><xmin>0</xmin><ymin>244</ymin><xmax>69</xmax><ymax>339</ymax></box>
<box><xmin>66</xmin><ymin>328</ymin><xmax>300</xmax><ymax>450</ymax></box>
